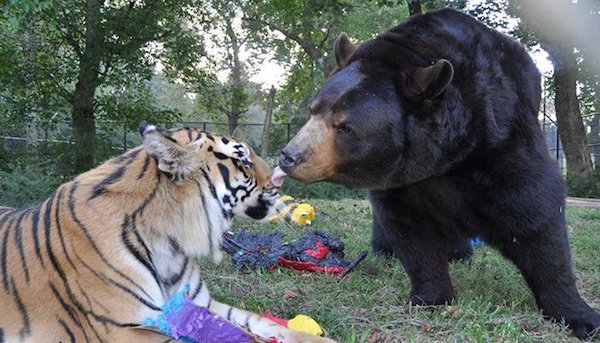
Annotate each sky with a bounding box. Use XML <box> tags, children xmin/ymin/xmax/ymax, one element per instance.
<box><xmin>530</xmin><ymin>49</ymin><xmax>553</xmax><ymax>75</ymax></box>
<box><xmin>249</xmin><ymin>58</ymin><xmax>287</xmax><ymax>88</ymax></box>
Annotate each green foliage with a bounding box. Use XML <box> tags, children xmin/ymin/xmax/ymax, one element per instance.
<box><xmin>96</xmin><ymin>77</ymin><xmax>183</xmax><ymax>132</ymax></box>
<box><xmin>188</xmin><ymin>0</ymin><xmax>263</xmax><ymax>134</ymax></box>
<box><xmin>466</xmin><ymin>0</ymin><xmax>510</xmax><ymax>30</ymax></box>
<box><xmin>1</xmin><ymin>0</ymin><xmax>597</xmax><ymax>180</ymax></box>
<box><xmin>0</xmin><ymin>161</ymin><xmax>62</xmax><ymax>208</ymax></box>
<box><xmin>244</xmin><ymin>0</ymin><xmax>410</xmax><ymax>122</ymax></box>
<box><xmin>195</xmin><ymin>74</ymin><xmax>250</xmax><ymax>123</ymax></box>
<box><xmin>567</xmin><ymin>169</ymin><xmax>600</xmax><ymax>199</ymax></box>
<box><xmin>280</xmin><ymin>177</ymin><xmax>366</xmax><ymax>200</ymax></box>
<box><xmin>423</xmin><ymin>0</ymin><xmax>467</xmax><ymax>11</ymax></box>
<box><xmin>1</xmin><ymin>0</ymin><xmax>207</xmax><ymax>173</ymax></box>
<box><xmin>0</xmin><ymin>16</ymin><xmax>71</xmax><ymax>126</ymax></box>
<box><xmin>0</xmin><ymin>143</ymin><xmax>10</xmax><ymax>172</ymax></box>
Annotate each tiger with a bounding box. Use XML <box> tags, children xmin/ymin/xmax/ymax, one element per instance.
<box><xmin>0</xmin><ymin>123</ymin><xmax>335</xmax><ymax>343</ymax></box>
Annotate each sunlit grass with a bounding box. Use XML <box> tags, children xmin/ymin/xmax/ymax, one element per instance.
<box><xmin>200</xmin><ymin>202</ymin><xmax>600</xmax><ymax>342</ymax></box>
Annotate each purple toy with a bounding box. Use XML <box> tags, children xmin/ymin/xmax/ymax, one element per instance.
<box><xmin>144</xmin><ymin>284</ymin><xmax>253</xmax><ymax>343</ymax></box>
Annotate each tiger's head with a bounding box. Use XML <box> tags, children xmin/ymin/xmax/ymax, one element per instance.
<box><xmin>139</xmin><ymin>122</ymin><xmax>279</xmax><ymax>222</ymax></box>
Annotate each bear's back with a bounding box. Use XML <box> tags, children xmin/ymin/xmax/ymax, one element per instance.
<box><xmin>394</xmin><ymin>9</ymin><xmax>542</xmax><ymax>122</ymax></box>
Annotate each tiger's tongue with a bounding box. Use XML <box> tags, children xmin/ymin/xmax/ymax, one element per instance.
<box><xmin>271</xmin><ymin>166</ymin><xmax>287</xmax><ymax>187</ymax></box>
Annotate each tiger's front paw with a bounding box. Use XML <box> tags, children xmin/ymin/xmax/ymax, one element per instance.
<box><xmin>280</xmin><ymin>331</ymin><xmax>337</xmax><ymax>343</ymax></box>
<box><xmin>212</xmin><ymin>249</ymin><xmax>224</xmax><ymax>263</ymax></box>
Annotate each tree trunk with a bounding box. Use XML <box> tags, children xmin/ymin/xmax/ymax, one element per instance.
<box><xmin>228</xmin><ymin>114</ymin><xmax>239</xmax><ymax>136</ymax></box>
<box><xmin>225</xmin><ymin>12</ymin><xmax>243</xmax><ymax>136</ymax></box>
<box><xmin>406</xmin><ymin>0</ymin><xmax>423</xmax><ymax>16</ymax></box>
<box><xmin>72</xmin><ymin>0</ymin><xmax>102</xmax><ymax>173</ymax></box>
<box><xmin>513</xmin><ymin>0</ymin><xmax>594</xmax><ymax>176</ymax></box>
<box><xmin>261</xmin><ymin>86</ymin><xmax>276</xmax><ymax>157</ymax></box>
<box><xmin>22</xmin><ymin>30</ymin><xmax>38</xmax><ymax>147</ymax></box>
<box><xmin>546</xmin><ymin>44</ymin><xmax>593</xmax><ymax>177</ymax></box>
<box><xmin>26</xmin><ymin>121</ymin><xmax>39</xmax><ymax>146</ymax></box>
<box><xmin>588</xmin><ymin>113</ymin><xmax>600</xmax><ymax>168</ymax></box>
<box><xmin>587</xmin><ymin>82</ymin><xmax>600</xmax><ymax>167</ymax></box>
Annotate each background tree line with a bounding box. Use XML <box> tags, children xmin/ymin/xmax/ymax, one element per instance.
<box><xmin>1</xmin><ymin>0</ymin><xmax>599</xmax><ymax>194</ymax></box>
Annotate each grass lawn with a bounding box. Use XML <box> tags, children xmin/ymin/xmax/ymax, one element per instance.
<box><xmin>200</xmin><ymin>198</ymin><xmax>600</xmax><ymax>343</ymax></box>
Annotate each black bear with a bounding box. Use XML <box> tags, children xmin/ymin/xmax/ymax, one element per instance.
<box><xmin>277</xmin><ymin>9</ymin><xmax>600</xmax><ymax>339</ymax></box>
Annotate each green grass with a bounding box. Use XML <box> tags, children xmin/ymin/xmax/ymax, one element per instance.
<box><xmin>200</xmin><ymin>201</ymin><xmax>600</xmax><ymax>342</ymax></box>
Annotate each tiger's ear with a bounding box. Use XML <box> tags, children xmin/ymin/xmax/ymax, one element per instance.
<box><xmin>140</xmin><ymin>122</ymin><xmax>198</xmax><ymax>180</ymax></box>
<box><xmin>402</xmin><ymin>59</ymin><xmax>454</xmax><ymax>99</ymax></box>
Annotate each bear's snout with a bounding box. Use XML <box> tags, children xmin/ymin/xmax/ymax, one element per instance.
<box><xmin>279</xmin><ymin>146</ymin><xmax>303</xmax><ymax>172</ymax></box>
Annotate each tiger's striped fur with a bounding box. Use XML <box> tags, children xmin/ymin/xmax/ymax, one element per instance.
<box><xmin>0</xmin><ymin>124</ymin><xmax>335</xmax><ymax>343</ymax></box>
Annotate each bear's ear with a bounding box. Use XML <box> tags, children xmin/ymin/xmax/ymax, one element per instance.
<box><xmin>140</xmin><ymin>122</ymin><xmax>198</xmax><ymax>180</ymax></box>
<box><xmin>403</xmin><ymin>59</ymin><xmax>454</xmax><ymax>99</ymax></box>
<box><xmin>334</xmin><ymin>33</ymin><xmax>357</xmax><ymax>67</ymax></box>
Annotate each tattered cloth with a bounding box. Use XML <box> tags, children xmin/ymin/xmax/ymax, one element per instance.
<box><xmin>221</xmin><ymin>230</ymin><xmax>367</xmax><ymax>275</ymax></box>
<box><xmin>143</xmin><ymin>284</ymin><xmax>252</xmax><ymax>343</ymax></box>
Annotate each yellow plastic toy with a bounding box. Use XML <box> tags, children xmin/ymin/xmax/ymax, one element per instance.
<box><xmin>264</xmin><ymin>311</ymin><xmax>325</xmax><ymax>337</ymax></box>
<box><xmin>287</xmin><ymin>314</ymin><xmax>324</xmax><ymax>336</ymax></box>
<box><xmin>269</xmin><ymin>195</ymin><xmax>315</xmax><ymax>226</ymax></box>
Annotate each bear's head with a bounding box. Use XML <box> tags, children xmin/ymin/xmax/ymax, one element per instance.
<box><xmin>279</xmin><ymin>30</ymin><xmax>458</xmax><ymax>190</ymax></box>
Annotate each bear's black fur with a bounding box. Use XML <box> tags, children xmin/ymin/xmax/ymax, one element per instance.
<box><xmin>280</xmin><ymin>9</ymin><xmax>600</xmax><ymax>339</ymax></box>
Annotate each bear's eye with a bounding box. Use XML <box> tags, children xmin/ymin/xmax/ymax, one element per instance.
<box><xmin>333</xmin><ymin>122</ymin><xmax>352</xmax><ymax>134</ymax></box>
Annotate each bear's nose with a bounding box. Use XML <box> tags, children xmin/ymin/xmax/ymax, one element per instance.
<box><xmin>279</xmin><ymin>147</ymin><xmax>302</xmax><ymax>171</ymax></box>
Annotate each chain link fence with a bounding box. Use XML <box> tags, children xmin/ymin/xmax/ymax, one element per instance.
<box><xmin>540</xmin><ymin>113</ymin><xmax>600</xmax><ymax>172</ymax></box>
<box><xmin>1</xmin><ymin>113</ymin><xmax>599</xmax><ymax>170</ymax></box>
<box><xmin>0</xmin><ymin>119</ymin><xmax>305</xmax><ymax>159</ymax></box>
<box><xmin>177</xmin><ymin>121</ymin><xmax>305</xmax><ymax>157</ymax></box>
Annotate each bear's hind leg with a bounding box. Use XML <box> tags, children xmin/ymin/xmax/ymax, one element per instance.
<box><xmin>448</xmin><ymin>236</ymin><xmax>473</xmax><ymax>262</ymax></box>
<box><xmin>490</xmin><ymin>223</ymin><xmax>600</xmax><ymax>339</ymax></box>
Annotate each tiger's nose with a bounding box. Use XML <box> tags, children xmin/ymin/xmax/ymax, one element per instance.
<box><xmin>279</xmin><ymin>147</ymin><xmax>302</xmax><ymax>172</ymax></box>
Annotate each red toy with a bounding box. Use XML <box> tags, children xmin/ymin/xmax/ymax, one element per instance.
<box><xmin>221</xmin><ymin>230</ymin><xmax>367</xmax><ymax>277</ymax></box>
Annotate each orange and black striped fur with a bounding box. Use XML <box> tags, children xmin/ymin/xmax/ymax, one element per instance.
<box><xmin>0</xmin><ymin>123</ymin><xmax>334</xmax><ymax>343</ymax></box>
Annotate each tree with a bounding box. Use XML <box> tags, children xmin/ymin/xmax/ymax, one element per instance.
<box><xmin>579</xmin><ymin>59</ymin><xmax>600</xmax><ymax>166</ymax></box>
<box><xmin>261</xmin><ymin>86</ymin><xmax>276</xmax><ymax>156</ymax></box>
<box><xmin>3</xmin><ymin>0</ymin><xmax>204</xmax><ymax>173</ymax></box>
<box><xmin>190</xmin><ymin>0</ymin><xmax>264</xmax><ymax>135</ymax></box>
<box><xmin>244</xmin><ymin>0</ymin><xmax>350</xmax><ymax>76</ymax></box>
<box><xmin>407</xmin><ymin>0</ymin><xmax>422</xmax><ymax>15</ymax></box>
<box><xmin>95</xmin><ymin>75</ymin><xmax>182</xmax><ymax>153</ymax></box>
<box><xmin>0</xmin><ymin>8</ymin><xmax>69</xmax><ymax>139</ymax></box>
<box><xmin>511</xmin><ymin>0</ymin><xmax>596</xmax><ymax>177</ymax></box>
<box><xmin>244</xmin><ymin>0</ymin><xmax>409</xmax><ymax>122</ymax></box>
<box><xmin>407</xmin><ymin>0</ymin><xmax>469</xmax><ymax>17</ymax></box>
<box><xmin>467</xmin><ymin>0</ymin><xmax>510</xmax><ymax>30</ymax></box>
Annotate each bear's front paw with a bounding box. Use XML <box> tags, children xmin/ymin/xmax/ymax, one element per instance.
<box><xmin>568</xmin><ymin>312</ymin><xmax>600</xmax><ymax>340</ymax></box>
<box><xmin>409</xmin><ymin>292</ymin><xmax>453</xmax><ymax>306</ymax></box>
